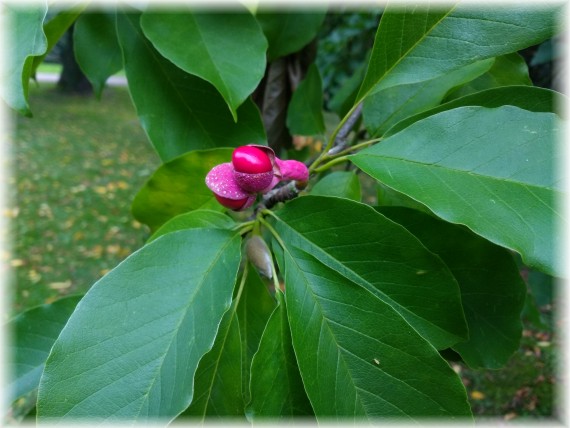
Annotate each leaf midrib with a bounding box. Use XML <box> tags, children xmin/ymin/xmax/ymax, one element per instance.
<box><xmin>355</xmin><ymin>152</ymin><xmax>561</xmax><ymax>191</ymax></box>
<box><xmin>357</xmin><ymin>4</ymin><xmax>458</xmax><ymax>105</ymax></box>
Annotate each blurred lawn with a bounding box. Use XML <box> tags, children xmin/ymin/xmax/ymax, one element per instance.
<box><xmin>8</xmin><ymin>82</ymin><xmax>160</xmax><ymax>316</ymax></box>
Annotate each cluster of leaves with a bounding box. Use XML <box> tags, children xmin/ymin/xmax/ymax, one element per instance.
<box><xmin>4</xmin><ymin>2</ymin><xmax>564</xmax><ymax>424</ymax></box>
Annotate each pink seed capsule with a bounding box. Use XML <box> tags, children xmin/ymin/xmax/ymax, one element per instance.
<box><xmin>232</xmin><ymin>146</ymin><xmax>275</xmax><ymax>193</ymax></box>
<box><xmin>205</xmin><ymin>163</ymin><xmax>256</xmax><ymax>211</ymax></box>
<box><xmin>275</xmin><ymin>158</ymin><xmax>309</xmax><ymax>182</ymax></box>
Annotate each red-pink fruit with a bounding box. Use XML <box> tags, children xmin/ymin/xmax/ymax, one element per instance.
<box><xmin>205</xmin><ymin>163</ymin><xmax>256</xmax><ymax>211</ymax></box>
<box><xmin>232</xmin><ymin>146</ymin><xmax>274</xmax><ymax>193</ymax></box>
<box><xmin>232</xmin><ymin>146</ymin><xmax>272</xmax><ymax>174</ymax></box>
<box><xmin>214</xmin><ymin>194</ymin><xmax>251</xmax><ymax>210</ymax></box>
<box><xmin>274</xmin><ymin>158</ymin><xmax>309</xmax><ymax>182</ymax></box>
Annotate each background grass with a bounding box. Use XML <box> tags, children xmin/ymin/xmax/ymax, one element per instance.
<box><xmin>9</xmin><ymin>82</ymin><xmax>159</xmax><ymax>315</ymax></box>
<box><xmin>8</xmin><ymin>78</ymin><xmax>557</xmax><ymax>422</ymax></box>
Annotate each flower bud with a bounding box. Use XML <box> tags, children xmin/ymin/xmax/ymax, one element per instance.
<box><xmin>245</xmin><ymin>235</ymin><xmax>273</xmax><ymax>279</ymax></box>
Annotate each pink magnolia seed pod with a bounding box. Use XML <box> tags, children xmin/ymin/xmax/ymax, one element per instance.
<box><xmin>232</xmin><ymin>146</ymin><xmax>275</xmax><ymax>193</ymax></box>
<box><xmin>275</xmin><ymin>158</ymin><xmax>309</xmax><ymax>182</ymax></box>
<box><xmin>205</xmin><ymin>163</ymin><xmax>256</xmax><ymax>211</ymax></box>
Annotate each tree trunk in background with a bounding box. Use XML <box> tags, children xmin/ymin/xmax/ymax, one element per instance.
<box><xmin>57</xmin><ymin>24</ymin><xmax>92</xmax><ymax>95</ymax></box>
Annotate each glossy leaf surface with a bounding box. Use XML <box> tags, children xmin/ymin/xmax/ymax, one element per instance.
<box><xmin>363</xmin><ymin>59</ymin><xmax>493</xmax><ymax>137</ymax></box>
<box><xmin>385</xmin><ymin>86</ymin><xmax>560</xmax><ymax>137</ymax></box>
<box><xmin>379</xmin><ymin>207</ymin><xmax>526</xmax><ymax>369</ymax></box>
<box><xmin>2</xmin><ymin>3</ymin><xmax>47</xmax><ymax>116</ymax></box>
<box><xmin>237</xmin><ymin>265</ymin><xmax>276</xmax><ymax>404</ymax></box>
<box><xmin>74</xmin><ymin>11</ymin><xmax>123</xmax><ymax>99</ymax></box>
<box><xmin>256</xmin><ymin>10</ymin><xmax>326</xmax><ymax>61</ymax></box>
<box><xmin>31</xmin><ymin>7</ymin><xmax>85</xmax><ymax>75</ymax></box>
<box><xmin>7</xmin><ymin>296</ymin><xmax>81</xmax><ymax>404</ymax></box>
<box><xmin>310</xmin><ymin>171</ymin><xmax>361</xmax><ymax>201</ymax></box>
<box><xmin>270</xmin><ymin>196</ymin><xmax>467</xmax><ymax>351</ymax></box>
<box><xmin>184</xmin><ymin>298</ymin><xmax>243</xmax><ymax>419</ymax></box>
<box><xmin>446</xmin><ymin>53</ymin><xmax>532</xmax><ymax>100</ymax></box>
<box><xmin>356</xmin><ymin>5</ymin><xmax>558</xmax><ymax>106</ymax></box>
<box><xmin>353</xmin><ymin>106</ymin><xmax>563</xmax><ymax>276</ymax></box>
<box><xmin>141</xmin><ymin>8</ymin><xmax>267</xmax><ymax>119</ymax></box>
<box><xmin>269</xmin><ymin>197</ymin><xmax>471</xmax><ymax>418</ymax></box>
<box><xmin>37</xmin><ymin>229</ymin><xmax>241</xmax><ymax>421</ymax></box>
<box><xmin>132</xmin><ymin>148</ymin><xmax>233</xmax><ymax>231</ymax></box>
<box><xmin>116</xmin><ymin>12</ymin><xmax>265</xmax><ymax>162</ymax></box>
<box><xmin>148</xmin><ymin>210</ymin><xmax>235</xmax><ymax>243</ymax></box>
<box><xmin>286</xmin><ymin>63</ymin><xmax>325</xmax><ymax>136</ymax></box>
<box><xmin>247</xmin><ymin>292</ymin><xmax>313</xmax><ymax>419</ymax></box>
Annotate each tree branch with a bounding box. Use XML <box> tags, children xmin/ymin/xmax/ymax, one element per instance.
<box><xmin>327</xmin><ymin>102</ymin><xmax>363</xmax><ymax>155</ymax></box>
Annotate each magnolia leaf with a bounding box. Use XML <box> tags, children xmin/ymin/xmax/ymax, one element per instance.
<box><xmin>141</xmin><ymin>8</ymin><xmax>267</xmax><ymax>120</ymax></box>
<box><xmin>379</xmin><ymin>207</ymin><xmax>526</xmax><ymax>369</ymax></box>
<box><xmin>7</xmin><ymin>296</ymin><xmax>81</xmax><ymax>404</ymax></box>
<box><xmin>37</xmin><ymin>229</ymin><xmax>241</xmax><ymax>422</ymax></box>
<box><xmin>353</xmin><ymin>106</ymin><xmax>563</xmax><ymax>277</ymax></box>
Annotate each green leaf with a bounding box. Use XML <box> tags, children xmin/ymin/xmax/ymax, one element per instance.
<box><xmin>269</xmin><ymin>199</ymin><xmax>471</xmax><ymax>418</ymax></box>
<box><xmin>140</xmin><ymin>8</ymin><xmax>267</xmax><ymax>120</ymax></box>
<box><xmin>74</xmin><ymin>12</ymin><xmax>123</xmax><ymax>99</ymax></box>
<box><xmin>237</xmin><ymin>264</ymin><xmax>276</xmax><ymax>404</ymax></box>
<box><xmin>184</xmin><ymin>295</ymin><xmax>243</xmax><ymax>418</ymax></box>
<box><xmin>31</xmin><ymin>6</ymin><xmax>85</xmax><ymax>76</ymax></box>
<box><xmin>445</xmin><ymin>53</ymin><xmax>532</xmax><ymax>100</ymax></box>
<box><xmin>132</xmin><ymin>148</ymin><xmax>233</xmax><ymax>231</ymax></box>
<box><xmin>356</xmin><ymin>4</ymin><xmax>558</xmax><ymax>107</ymax></box>
<box><xmin>37</xmin><ymin>228</ymin><xmax>242</xmax><ymax>421</ymax></box>
<box><xmin>352</xmin><ymin>106</ymin><xmax>563</xmax><ymax>277</ymax></box>
<box><xmin>362</xmin><ymin>59</ymin><xmax>494</xmax><ymax>137</ymax></box>
<box><xmin>247</xmin><ymin>292</ymin><xmax>313</xmax><ymax>419</ymax></box>
<box><xmin>7</xmin><ymin>296</ymin><xmax>81</xmax><ymax>404</ymax></box>
<box><xmin>379</xmin><ymin>207</ymin><xmax>526</xmax><ymax>369</ymax></box>
<box><xmin>148</xmin><ymin>210</ymin><xmax>235</xmax><ymax>243</ymax></box>
<box><xmin>116</xmin><ymin>12</ymin><xmax>265</xmax><ymax>162</ymax></box>
<box><xmin>310</xmin><ymin>171</ymin><xmax>361</xmax><ymax>201</ymax></box>
<box><xmin>255</xmin><ymin>10</ymin><xmax>326</xmax><ymax>61</ymax></box>
<box><xmin>270</xmin><ymin>196</ymin><xmax>467</xmax><ymax>351</ymax></box>
<box><xmin>385</xmin><ymin>86</ymin><xmax>561</xmax><ymax>137</ymax></box>
<box><xmin>2</xmin><ymin>3</ymin><xmax>48</xmax><ymax>116</ymax></box>
<box><xmin>286</xmin><ymin>63</ymin><xmax>325</xmax><ymax>136</ymax></box>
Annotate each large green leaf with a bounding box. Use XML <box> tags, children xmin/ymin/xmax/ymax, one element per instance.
<box><xmin>352</xmin><ymin>106</ymin><xmax>563</xmax><ymax>277</ymax></box>
<box><xmin>74</xmin><ymin>11</ymin><xmax>123</xmax><ymax>99</ymax></box>
<box><xmin>286</xmin><ymin>63</ymin><xmax>325</xmax><ymax>136</ymax></box>
<box><xmin>356</xmin><ymin>5</ymin><xmax>558</xmax><ymax>107</ymax></box>
<box><xmin>37</xmin><ymin>228</ymin><xmax>242</xmax><ymax>421</ymax></box>
<box><xmin>362</xmin><ymin>59</ymin><xmax>493</xmax><ymax>137</ymax></box>
<box><xmin>269</xmin><ymin>199</ymin><xmax>471</xmax><ymax>418</ymax></box>
<box><xmin>2</xmin><ymin>3</ymin><xmax>48</xmax><ymax>116</ymax></box>
<box><xmin>132</xmin><ymin>148</ymin><xmax>233</xmax><ymax>231</ymax></box>
<box><xmin>247</xmin><ymin>291</ymin><xmax>313</xmax><ymax>419</ymax></box>
<box><xmin>140</xmin><ymin>8</ymin><xmax>267</xmax><ymax>120</ymax></box>
<box><xmin>116</xmin><ymin>12</ymin><xmax>265</xmax><ymax>162</ymax></box>
<box><xmin>255</xmin><ymin>10</ymin><xmax>326</xmax><ymax>61</ymax></box>
<box><xmin>269</xmin><ymin>196</ymin><xmax>467</xmax><ymax>351</ymax></box>
<box><xmin>385</xmin><ymin>86</ymin><xmax>560</xmax><ymax>137</ymax></box>
<box><xmin>310</xmin><ymin>171</ymin><xmax>361</xmax><ymax>201</ymax></box>
<box><xmin>7</xmin><ymin>296</ymin><xmax>81</xmax><ymax>404</ymax></box>
<box><xmin>445</xmin><ymin>53</ymin><xmax>532</xmax><ymax>100</ymax></box>
<box><xmin>148</xmin><ymin>210</ymin><xmax>235</xmax><ymax>243</ymax></box>
<box><xmin>237</xmin><ymin>264</ymin><xmax>276</xmax><ymax>404</ymax></box>
<box><xmin>379</xmin><ymin>207</ymin><xmax>526</xmax><ymax>369</ymax></box>
<box><xmin>184</xmin><ymin>297</ymin><xmax>243</xmax><ymax>418</ymax></box>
